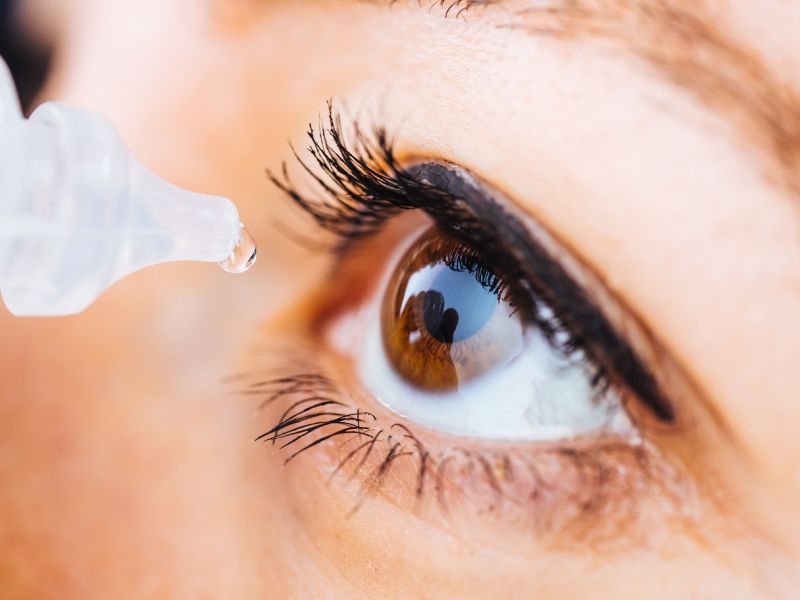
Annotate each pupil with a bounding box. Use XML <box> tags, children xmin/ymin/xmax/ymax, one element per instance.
<box><xmin>421</xmin><ymin>264</ymin><xmax>498</xmax><ymax>343</ymax></box>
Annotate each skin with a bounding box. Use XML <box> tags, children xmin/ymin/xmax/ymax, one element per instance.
<box><xmin>1</xmin><ymin>0</ymin><xmax>799</xmax><ymax>597</ymax></box>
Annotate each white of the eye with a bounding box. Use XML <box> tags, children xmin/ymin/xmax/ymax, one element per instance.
<box><xmin>354</xmin><ymin>299</ymin><xmax>633</xmax><ymax>442</ymax></box>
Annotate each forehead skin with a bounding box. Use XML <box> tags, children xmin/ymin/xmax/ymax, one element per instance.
<box><xmin>0</xmin><ymin>0</ymin><xmax>798</xmax><ymax>597</ymax></box>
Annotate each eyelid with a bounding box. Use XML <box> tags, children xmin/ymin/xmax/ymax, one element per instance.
<box><xmin>268</xmin><ymin>104</ymin><xmax>693</xmax><ymax>427</ymax></box>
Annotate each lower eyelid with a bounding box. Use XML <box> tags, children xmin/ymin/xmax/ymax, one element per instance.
<box><xmin>240</xmin><ymin>343</ymin><xmax>697</xmax><ymax>551</ymax></box>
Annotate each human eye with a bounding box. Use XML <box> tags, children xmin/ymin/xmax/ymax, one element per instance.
<box><xmin>348</xmin><ymin>168</ymin><xmax>662</xmax><ymax>442</ymax></box>
<box><xmin>248</xmin><ymin>105</ymin><xmax>701</xmax><ymax>543</ymax></box>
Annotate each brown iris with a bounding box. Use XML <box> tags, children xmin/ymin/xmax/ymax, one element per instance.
<box><xmin>382</xmin><ymin>227</ymin><xmax>525</xmax><ymax>391</ymax></box>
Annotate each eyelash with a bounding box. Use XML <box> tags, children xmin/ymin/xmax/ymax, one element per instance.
<box><xmin>236</xmin><ymin>359</ymin><xmax>681</xmax><ymax>544</ymax></box>
<box><xmin>247</xmin><ymin>103</ymin><xmax>689</xmax><ymax>541</ymax></box>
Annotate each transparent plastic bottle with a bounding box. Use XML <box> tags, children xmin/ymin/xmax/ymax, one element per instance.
<box><xmin>0</xmin><ymin>57</ymin><xmax>253</xmax><ymax>317</ymax></box>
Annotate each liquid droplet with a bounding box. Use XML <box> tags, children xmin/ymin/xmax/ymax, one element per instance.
<box><xmin>219</xmin><ymin>226</ymin><xmax>257</xmax><ymax>274</ymax></box>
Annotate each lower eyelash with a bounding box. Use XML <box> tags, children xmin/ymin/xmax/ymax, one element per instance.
<box><xmin>232</xmin><ymin>353</ymin><xmax>692</xmax><ymax>547</ymax></box>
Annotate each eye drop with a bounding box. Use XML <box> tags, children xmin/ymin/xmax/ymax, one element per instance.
<box><xmin>0</xmin><ymin>57</ymin><xmax>256</xmax><ymax>317</ymax></box>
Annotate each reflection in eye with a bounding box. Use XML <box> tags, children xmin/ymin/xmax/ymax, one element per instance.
<box><xmin>357</xmin><ymin>225</ymin><xmax>631</xmax><ymax>441</ymax></box>
<box><xmin>383</xmin><ymin>228</ymin><xmax>524</xmax><ymax>390</ymax></box>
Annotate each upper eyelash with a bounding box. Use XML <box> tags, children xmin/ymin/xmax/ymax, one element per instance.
<box><xmin>268</xmin><ymin>102</ymin><xmax>675</xmax><ymax>424</ymax></box>
<box><xmin>268</xmin><ymin>101</ymin><xmax>451</xmax><ymax>246</ymax></box>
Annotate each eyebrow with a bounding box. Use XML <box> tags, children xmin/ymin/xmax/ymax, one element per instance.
<box><xmin>408</xmin><ymin>1</ymin><xmax>800</xmax><ymax>196</ymax></box>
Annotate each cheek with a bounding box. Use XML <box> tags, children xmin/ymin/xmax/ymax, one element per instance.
<box><xmin>0</xmin><ymin>265</ymin><xmax>281</xmax><ymax>595</ymax></box>
<box><xmin>252</xmin><ymin>390</ymin><xmax>533</xmax><ymax>599</ymax></box>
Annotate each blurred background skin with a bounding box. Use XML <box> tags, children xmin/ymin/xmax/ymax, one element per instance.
<box><xmin>0</xmin><ymin>1</ymin><xmax>306</xmax><ymax>596</ymax></box>
<box><xmin>0</xmin><ymin>0</ymin><xmax>799</xmax><ymax>598</ymax></box>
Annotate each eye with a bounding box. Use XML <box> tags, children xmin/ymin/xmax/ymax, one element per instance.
<box><xmin>259</xmin><ymin>109</ymin><xmax>692</xmax><ymax>536</ymax></box>
<box><xmin>272</xmin><ymin>111</ymin><xmax>673</xmax><ymax>442</ymax></box>
<box><xmin>345</xmin><ymin>223</ymin><xmax>634</xmax><ymax>442</ymax></box>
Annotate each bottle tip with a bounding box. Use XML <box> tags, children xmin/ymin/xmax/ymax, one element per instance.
<box><xmin>219</xmin><ymin>226</ymin><xmax>257</xmax><ymax>274</ymax></box>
